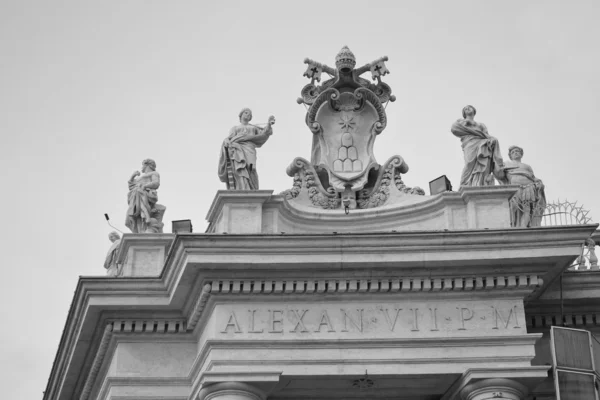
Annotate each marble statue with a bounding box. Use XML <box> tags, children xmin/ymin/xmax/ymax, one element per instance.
<box><xmin>498</xmin><ymin>146</ymin><xmax>546</xmax><ymax>228</ymax></box>
<box><xmin>104</xmin><ymin>231</ymin><xmax>121</xmax><ymax>277</ymax></box>
<box><xmin>282</xmin><ymin>46</ymin><xmax>422</xmax><ymax>210</ymax></box>
<box><xmin>218</xmin><ymin>108</ymin><xmax>275</xmax><ymax>190</ymax></box>
<box><xmin>451</xmin><ymin>105</ymin><xmax>504</xmax><ymax>187</ymax></box>
<box><xmin>125</xmin><ymin>159</ymin><xmax>166</xmax><ymax>233</ymax></box>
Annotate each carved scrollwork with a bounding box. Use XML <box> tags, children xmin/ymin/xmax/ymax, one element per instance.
<box><xmin>285</xmin><ymin>157</ymin><xmax>337</xmax><ymax>209</ymax></box>
<box><xmin>354</xmin><ymin>87</ymin><xmax>386</xmax><ymax>133</ymax></box>
<box><xmin>371</xmin><ymin>81</ymin><xmax>393</xmax><ymax>104</ymax></box>
<box><xmin>300</xmin><ymin>83</ymin><xmax>320</xmax><ymax>105</ymax></box>
<box><xmin>306</xmin><ymin>88</ymin><xmax>340</xmax><ymax>132</ymax></box>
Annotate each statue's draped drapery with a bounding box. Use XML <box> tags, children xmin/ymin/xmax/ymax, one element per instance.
<box><xmin>498</xmin><ymin>167</ymin><xmax>547</xmax><ymax>227</ymax></box>
<box><xmin>125</xmin><ymin>186</ymin><xmax>158</xmax><ymax>233</ymax></box>
<box><xmin>218</xmin><ymin>125</ymin><xmax>272</xmax><ymax>190</ymax></box>
<box><xmin>103</xmin><ymin>239</ymin><xmax>121</xmax><ymax>277</ymax></box>
<box><xmin>451</xmin><ymin>120</ymin><xmax>504</xmax><ymax>186</ymax></box>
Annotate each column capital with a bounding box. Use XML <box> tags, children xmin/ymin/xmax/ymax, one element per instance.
<box><xmin>460</xmin><ymin>378</ymin><xmax>528</xmax><ymax>400</ymax></box>
<box><xmin>199</xmin><ymin>382</ymin><xmax>266</xmax><ymax>400</ymax></box>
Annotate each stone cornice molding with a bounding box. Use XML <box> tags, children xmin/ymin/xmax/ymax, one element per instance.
<box><xmin>207</xmin><ymin>275</ymin><xmax>543</xmax><ymax>296</ymax></box>
<box><xmin>44</xmin><ymin>225</ymin><xmax>595</xmax><ymax>400</ymax></box>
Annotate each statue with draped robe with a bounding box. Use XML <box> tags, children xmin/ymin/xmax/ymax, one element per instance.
<box><xmin>104</xmin><ymin>231</ymin><xmax>121</xmax><ymax>277</ymax></box>
<box><xmin>498</xmin><ymin>146</ymin><xmax>546</xmax><ymax>228</ymax></box>
<box><xmin>125</xmin><ymin>159</ymin><xmax>166</xmax><ymax>233</ymax></box>
<box><xmin>451</xmin><ymin>105</ymin><xmax>504</xmax><ymax>187</ymax></box>
<box><xmin>218</xmin><ymin>108</ymin><xmax>275</xmax><ymax>190</ymax></box>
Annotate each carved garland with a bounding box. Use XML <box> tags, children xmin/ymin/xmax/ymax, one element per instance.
<box><xmin>188</xmin><ymin>284</ymin><xmax>212</xmax><ymax>331</ymax></box>
<box><xmin>79</xmin><ymin>324</ymin><xmax>113</xmax><ymax>400</ymax></box>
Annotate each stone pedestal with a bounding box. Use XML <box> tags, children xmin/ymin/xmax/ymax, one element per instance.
<box><xmin>116</xmin><ymin>234</ymin><xmax>174</xmax><ymax>277</ymax></box>
<box><xmin>206</xmin><ymin>190</ymin><xmax>274</xmax><ymax>234</ymax></box>
<box><xmin>460</xmin><ymin>378</ymin><xmax>528</xmax><ymax>400</ymax></box>
<box><xmin>205</xmin><ymin>186</ymin><xmax>519</xmax><ymax>234</ymax></box>
<box><xmin>199</xmin><ymin>382</ymin><xmax>266</xmax><ymax>400</ymax></box>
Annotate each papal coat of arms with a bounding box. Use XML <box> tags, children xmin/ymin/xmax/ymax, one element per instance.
<box><xmin>283</xmin><ymin>46</ymin><xmax>424</xmax><ymax>211</ymax></box>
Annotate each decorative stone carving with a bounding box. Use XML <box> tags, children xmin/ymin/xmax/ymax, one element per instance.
<box><xmin>103</xmin><ymin>231</ymin><xmax>121</xmax><ymax>277</ymax></box>
<box><xmin>285</xmin><ymin>46</ymin><xmax>423</xmax><ymax>210</ymax></box>
<box><xmin>218</xmin><ymin>108</ymin><xmax>274</xmax><ymax>190</ymax></box>
<box><xmin>459</xmin><ymin>378</ymin><xmax>528</xmax><ymax>400</ymax></box>
<box><xmin>125</xmin><ymin>159</ymin><xmax>166</xmax><ymax>233</ymax></box>
<box><xmin>498</xmin><ymin>146</ymin><xmax>546</xmax><ymax>228</ymax></box>
<box><xmin>451</xmin><ymin>105</ymin><xmax>505</xmax><ymax>187</ymax></box>
<box><xmin>198</xmin><ymin>382</ymin><xmax>266</xmax><ymax>400</ymax></box>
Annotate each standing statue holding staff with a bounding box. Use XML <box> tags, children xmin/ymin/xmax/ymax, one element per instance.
<box><xmin>451</xmin><ymin>105</ymin><xmax>504</xmax><ymax>187</ymax></box>
<box><xmin>218</xmin><ymin>108</ymin><xmax>275</xmax><ymax>190</ymax></box>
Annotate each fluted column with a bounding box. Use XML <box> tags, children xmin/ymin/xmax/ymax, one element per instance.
<box><xmin>459</xmin><ymin>378</ymin><xmax>528</xmax><ymax>400</ymax></box>
<box><xmin>198</xmin><ymin>382</ymin><xmax>266</xmax><ymax>400</ymax></box>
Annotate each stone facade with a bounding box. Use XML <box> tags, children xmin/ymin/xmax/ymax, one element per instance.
<box><xmin>44</xmin><ymin>188</ymin><xmax>599</xmax><ymax>399</ymax></box>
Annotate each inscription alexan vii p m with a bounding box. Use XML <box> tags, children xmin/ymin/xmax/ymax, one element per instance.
<box><xmin>217</xmin><ymin>302</ymin><xmax>524</xmax><ymax>338</ymax></box>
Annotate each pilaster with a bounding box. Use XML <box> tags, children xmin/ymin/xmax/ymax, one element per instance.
<box><xmin>199</xmin><ymin>382</ymin><xmax>266</xmax><ymax>400</ymax></box>
<box><xmin>459</xmin><ymin>378</ymin><xmax>528</xmax><ymax>400</ymax></box>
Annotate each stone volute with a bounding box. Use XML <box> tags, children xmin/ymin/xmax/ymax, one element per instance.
<box><xmin>459</xmin><ymin>378</ymin><xmax>528</xmax><ymax>400</ymax></box>
<box><xmin>198</xmin><ymin>382</ymin><xmax>266</xmax><ymax>400</ymax></box>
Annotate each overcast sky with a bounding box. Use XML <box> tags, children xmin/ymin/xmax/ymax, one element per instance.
<box><xmin>1</xmin><ymin>0</ymin><xmax>599</xmax><ymax>398</ymax></box>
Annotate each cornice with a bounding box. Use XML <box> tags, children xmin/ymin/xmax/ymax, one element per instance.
<box><xmin>207</xmin><ymin>275</ymin><xmax>543</xmax><ymax>295</ymax></box>
<box><xmin>45</xmin><ymin>225</ymin><xmax>596</xmax><ymax>400</ymax></box>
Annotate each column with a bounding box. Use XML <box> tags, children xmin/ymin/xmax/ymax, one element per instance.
<box><xmin>199</xmin><ymin>382</ymin><xmax>266</xmax><ymax>400</ymax></box>
<box><xmin>459</xmin><ymin>378</ymin><xmax>528</xmax><ymax>400</ymax></box>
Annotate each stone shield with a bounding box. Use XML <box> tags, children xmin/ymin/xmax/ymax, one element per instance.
<box><xmin>314</xmin><ymin>94</ymin><xmax>380</xmax><ymax>191</ymax></box>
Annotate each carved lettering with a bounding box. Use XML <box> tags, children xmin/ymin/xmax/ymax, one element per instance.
<box><xmin>492</xmin><ymin>306</ymin><xmax>521</xmax><ymax>329</ymax></box>
<box><xmin>457</xmin><ymin>307</ymin><xmax>473</xmax><ymax>330</ymax></box>
<box><xmin>341</xmin><ymin>309</ymin><xmax>363</xmax><ymax>332</ymax></box>
<box><xmin>221</xmin><ymin>311</ymin><xmax>242</xmax><ymax>333</ymax></box>
<box><xmin>381</xmin><ymin>308</ymin><xmax>402</xmax><ymax>332</ymax></box>
<box><xmin>290</xmin><ymin>309</ymin><xmax>309</xmax><ymax>333</ymax></box>
<box><xmin>248</xmin><ymin>310</ymin><xmax>263</xmax><ymax>333</ymax></box>
<box><xmin>268</xmin><ymin>309</ymin><xmax>284</xmax><ymax>333</ymax></box>
<box><xmin>429</xmin><ymin>308</ymin><xmax>439</xmax><ymax>331</ymax></box>
<box><xmin>410</xmin><ymin>308</ymin><xmax>419</xmax><ymax>331</ymax></box>
<box><xmin>314</xmin><ymin>310</ymin><xmax>335</xmax><ymax>332</ymax></box>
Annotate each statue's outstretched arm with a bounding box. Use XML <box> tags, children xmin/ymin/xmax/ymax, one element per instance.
<box><xmin>257</xmin><ymin>116</ymin><xmax>275</xmax><ymax>136</ymax></box>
